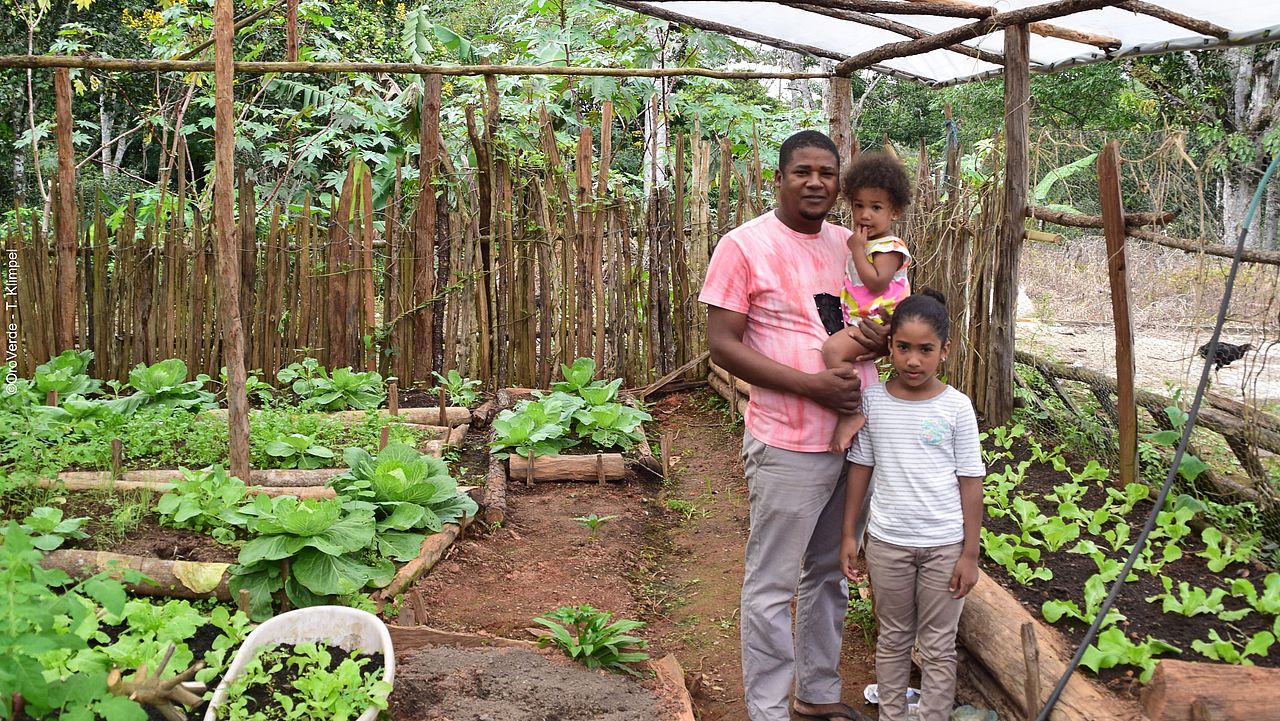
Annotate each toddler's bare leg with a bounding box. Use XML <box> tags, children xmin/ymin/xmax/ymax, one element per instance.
<box><xmin>821</xmin><ymin>329</ymin><xmax>866</xmax><ymax>455</ymax></box>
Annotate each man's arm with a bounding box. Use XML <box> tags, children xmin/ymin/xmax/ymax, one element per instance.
<box><xmin>707</xmin><ymin>305</ymin><xmax>861</xmax><ymax>415</ymax></box>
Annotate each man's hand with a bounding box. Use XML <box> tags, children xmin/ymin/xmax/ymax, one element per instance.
<box><xmin>949</xmin><ymin>553</ymin><xmax>978</xmax><ymax>599</ymax></box>
<box><xmin>848</xmin><ymin>318</ymin><xmax>890</xmax><ymax>362</ymax></box>
<box><xmin>801</xmin><ymin>366</ymin><xmax>862</xmax><ymax>414</ymax></box>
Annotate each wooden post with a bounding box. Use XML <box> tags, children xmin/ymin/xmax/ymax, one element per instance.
<box><xmin>438</xmin><ymin>387</ymin><xmax>448</xmax><ymax>427</ymax></box>
<box><xmin>53</xmin><ymin>68</ymin><xmax>76</xmax><ymax>354</ymax></box>
<box><xmin>596</xmin><ymin>453</ymin><xmax>605</xmax><ymax>486</ymax></box>
<box><xmin>388</xmin><ymin>379</ymin><xmax>399</xmax><ymax>415</ymax></box>
<box><xmin>659</xmin><ymin>432</ymin><xmax>671</xmax><ymax>480</ymax></box>
<box><xmin>987</xmin><ymin>23</ymin><xmax>1030</xmax><ymax>425</ymax></box>
<box><xmin>1021</xmin><ymin>621</ymin><xmax>1042</xmax><ymax>719</ymax></box>
<box><xmin>1097</xmin><ymin>140</ymin><xmax>1137</xmax><ymax>488</ymax></box>
<box><xmin>285</xmin><ymin>0</ymin><xmax>299</xmax><ymax>62</ymax></box>
<box><xmin>110</xmin><ymin>438</ymin><xmax>122</xmax><ymax>481</ymax></box>
<box><xmin>413</xmin><ymin>74</ymin><xmax>441</xmax><ymax>386</ymax></box>
<box><xmin>379</xmin><ymin>425</ymin><xmax>389</xmax><ymax>451</ymax></box>
<box><xmin>828</xmin><ymin>76</ymin><xmax>853</xmax><ymax>170</ymax></box>
<box><xmin>213</xmin><ymin>0</ymin><xmax>250</xmax><ymax>482</ymax></box>
<box><xmin>45</xmin><ymin>390</ymin><xmax>57</xmax><ymax>407</ymax></box>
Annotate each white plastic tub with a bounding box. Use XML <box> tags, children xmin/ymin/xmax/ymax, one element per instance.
<box><xmin>204</xmin><ymin>606</ymin><xmax>395</xmax><ymax>721</ymax></box>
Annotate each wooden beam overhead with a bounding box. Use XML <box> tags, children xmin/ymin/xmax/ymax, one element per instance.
<box><xmin>835</xmin><ymin>0</ymin><xmax>1127</xmax><ymax>75</ymax></box>
<box><xmin>0</xmin><ymin>54</ymin><xmax>832</xmax><ymax>79</ymax></box>
<box><xmin>600</xmin><ymin>0</ymin><xmax>847</xmax><ymax>62</ymax></box>
<box><xmin>790</xmin><ymin>2</ymin><xmax>1006</xmax><ymax>66</ymax></box>
<box><xmin>1117</xmin><ymin>1</ymin><xmax>1230</xmax><ymax>39</ymax></box>
<box><xmin>722</xmin><ymin>0</ymin><xmax>992</xmax><ymax>18</ymax></box>
<box><xmin>901</xmin><ymin>0</ymin><xmax>1121</xmax><ymax>48</ymax></box>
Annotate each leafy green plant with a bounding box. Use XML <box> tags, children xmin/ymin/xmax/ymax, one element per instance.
<box><xmin>1144</xmin><ymin>576</ymin><xmax>1243</xmax><ymax>619</ymax></box>
<box><xmin>0</xmin><ymin>522</ymin><xmax>148</xmax><ymax>721</ymax></box>
<box><xmin>20</xmin><ymin>506</ymin><xmax>90</xmax><ymax>551</ymax></box>
<box><xmin>490</xmin><ymin>395</ymin><xmax>582</xmax><ymax>459</ymax></box>
<box><xmin>33</xmin><ymin>349</ymin><xmax>101</xmax><ymax>401</ymax></box>
<box><xmin>106</xmin><ymin>359</ymin><xmax>216</xmax><ymax>415</ymax></box>
<box><xmin>551</xmin><ymin>357</ymin><xmax>607</xmax><ymax>396</ymax></box>
<box><xmin>214</xmin><ymin>641</ymin><xmax>391</xmax><ymax>721</ymax></box>
<box><xmin>1231</xmin><ymin>573</ymin><xmax>1280</xmax><ymax>615</ymax></box>
<box><xmin>571</xmin><ymin>402</ymin><xmax>652</xmax><ymax>451</ymax></box>
<box><xmin>981</xmin><ymin>529</ymin><xmax>1051</xmax><ymax>584</ymax></box>
<box><xmin>1079</xmin><ymin>627</ymin><xmax>1180</xmax><ymax>682</ymax></box>
<box><xmin>1197</xmin><ymin>526</ymin><xmax>1260</xmax><ymax>572</ymax></box>
<box><xmin>573</xmin><ymin>513</ymin><xmax>619</xmax><ymax>539</ymax></box>
<box><xmin>1192</xmin><ymin>629</ymin><xmax>1275</xmax><ymax>665</ymax></box>
<box><xmin>431</xmin><ymin>369</ymin><xmax>482</xmax><ymax>407</ymax></box>
<box><xmin>666</xmin><ymin>498</ymin><xmax>710</xmax><ymax>521</ymax></box>
<box><xmin>278</xmin><ymin>358</ymin><xmax>385</xmax><ymax>411</ymax></box>
<box><xmin>220</xmin><ymin>367</ymin><xmax>275</xmax><ymax>405</ymax></box>
<box><xmin>230</xmin><ymin>495</ymin><xmax>382</xmax><ymax>620</ymax></box>
<box><xmin>264</xmin><ymin>433</ymin><xmax>337</xmax><ymax>470</ymax></box>
<box><xmin>1038</xmin><ymin>516</ymin><xmax>1081</xmax><ymax>552</ymax></box>
<box><xmin>533</xmin><ymin>604</ymin><xmax>650</xmax><ymax>675</ymax></box>
<box><xmin>1042</xmin><ymin>572</ymin><xmax>1126</xmax><ymax>627</ymax></box>
<box><xmin>155</xmin><ymin>466</ymin><xmax>252</xmax><ymax>543</ymax></box>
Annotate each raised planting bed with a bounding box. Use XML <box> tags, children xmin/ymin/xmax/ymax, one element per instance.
<box><xmin>976</xmin><ymin>426</ymin><xmax>1280</xmax><ymax>719</ymax></box>
<box><xmin>384</xmin><ymin>625</ymin><xmax>695</xmax><ymax>721</ymax></box>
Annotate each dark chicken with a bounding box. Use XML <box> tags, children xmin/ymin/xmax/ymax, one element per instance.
<box><xmin>1198</xmin><ymin>341</ymin><xmax>1253</xmax><ymax>370</ymax></box>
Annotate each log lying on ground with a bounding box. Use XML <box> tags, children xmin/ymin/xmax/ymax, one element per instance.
<box><xmin>506</xmin><ymin>453</ymin><xmax>627</xmax><ymax>483</ymax></box>
<box><xmin>651</xmin><ymin>654</ymin><xmax>698</xmax><ymax>721</ymax></box>
<box><xmin>377</xmin><ymin>515</ymin><xmax>473</xmax><ymax>600</ymax></box>
<box><xmin>1141</xmin><ymin>659</ymin><xmax>1280</xmax><ymax>721</ymax></box>
<box><xmin>632</xmin><ymin>423</ymin><xmax>661</xmax><ymax>475</ymax></box>
<box><xmin>57</xmin><ymin>468</ymin><xmax>345</xmax><ymax>485</ymax></box>
<box><xmin>958</xmin><ymin>571</ymin><xmax>1146</xmax><ymax>721</ymax></box>
<box><xmin>482</xmin><ymin>428</ymin><xmax>508</xmax><ymax>526</ymax></box>
<box><xmin>206</xmin><ymin>406</ymin><xmax>471</xmax><ymax>427</ymax></box>
<box><xmin>44</xmin><ymin>475</ymin><xmax>336</xmax><ymax>498</ymax></box>
<box><xmin>42</xmin><ymin>551</ymin><xmax>232</xmax><ymax>601</ymax></box>
<box><xmin>445</xmin><ymin>423</ymin><xmax>470</xmax><ymax>449</ymax></box>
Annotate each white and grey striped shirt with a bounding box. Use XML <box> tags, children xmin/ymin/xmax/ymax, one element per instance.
<box><xmin>846</xmin><ymin>383</ymin><xmax>985</xmax><ymax>547</ymax></box>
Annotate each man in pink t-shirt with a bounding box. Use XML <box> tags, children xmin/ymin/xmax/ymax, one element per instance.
<box><xmin>701</xmin><ymin>131</ymin><xmax>886</xmax><ymax>721</ymax></box>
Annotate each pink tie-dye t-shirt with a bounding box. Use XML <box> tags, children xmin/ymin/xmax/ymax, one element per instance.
<box><xmin>699</xmin><ymin>211</ymin><xmax>849</xmax><ymax>453</ymax></box>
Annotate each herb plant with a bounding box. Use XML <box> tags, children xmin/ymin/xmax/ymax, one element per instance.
<box><xmin>264</xmin><ymin>433</ymin><xmax>337</xmax><ymax>469</ymax></box>
<box><xmin>533</xmin><ymin>604</ymin><xmax>650</xmax><ymax>675</ymax></box>
<box><xmin>432</xmin><ymin>369</ymin><xmax>482</xmax><ymax>407</ymax></box>
<box><xmin>20</xmin><ymin>506</ymin><xmax>90</xmax><ymax>551</ymax></box>
<box><xmin>214</xmin><ymin>642</ymin><xmax>391</xmax><ymax>721</ymax></box>
<box><xmin>573</xmin><ymin>513</ymin><xmax>619</xmax><ymax>539</ymax></box>
<box><xmin>155</xmin><ymin>465</ymin><xmax>252</xmax><ymax>542</ymax></box>
<box><xmin>278</xmin><ymin>358</ymin><xmax>385</xmax><ymax>411</ymax></box>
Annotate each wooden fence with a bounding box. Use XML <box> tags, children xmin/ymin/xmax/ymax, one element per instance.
<box><xmin>2</xmin><ymin>98</ymin><xmax>771</xmax><ymax>389</ymax></box>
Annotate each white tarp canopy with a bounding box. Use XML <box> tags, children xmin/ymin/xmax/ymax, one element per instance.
<box><xmin>611</xmin><ymin>1</ymin><xmax>1280</xmax><ymax>86</ymax></box>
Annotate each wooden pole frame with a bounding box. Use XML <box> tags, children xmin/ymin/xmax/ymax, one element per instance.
<box><xmin>987</xmin><ymin>22</ymin><xmax>1030</xmax><ymax>425</ymax></box>
<box><xmin>53</xmin><ymin>68</ymin><xmax>76</xmax><ymax>355</ymax></box>
<box><xmin>1097</xmin><ymin>140</ymin><xmax>1138</xmax><ymax>488</ymax></box>
<box><xmin>212</xmin><ymin>0</ymin><xmax>250</xmax><ymax>481</ymax></box>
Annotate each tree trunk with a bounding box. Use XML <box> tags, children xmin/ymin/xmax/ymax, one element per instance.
<box><xmin>642</xmin><ymin>78</ymin><xmax>669</xmax><ymax>197</ymax></box>
<box><xmin>1219</xmin><ymin>45</ymin><xmax>1279</xmax><ymax>248</ymax></box>
<box><xmin>99</xmin><ymin>84</ymin><xmax>114</xmax><ymax>180</ymax></box>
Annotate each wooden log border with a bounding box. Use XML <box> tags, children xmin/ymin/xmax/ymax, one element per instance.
<box><xmin>41</xmin><ymin>551</ymin><xmax>233</xmax><ymax>601</ymax></box>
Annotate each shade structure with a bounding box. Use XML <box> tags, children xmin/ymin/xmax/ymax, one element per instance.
<box><xmin>610</xmin><ymin>1</ymin><xmax>1280</xmax><ymax>85</ymax></box>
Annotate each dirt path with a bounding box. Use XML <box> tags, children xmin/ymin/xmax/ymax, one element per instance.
<box><xmin>406</xmin><ymin>390</ymin><xmax>879</xmax><ymax>720</ymax></box>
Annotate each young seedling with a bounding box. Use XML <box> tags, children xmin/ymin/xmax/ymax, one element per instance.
<box><xmin>573</xmin><ymin>513</ymin><xmax>619</xmax><ymax>539</ymax></box>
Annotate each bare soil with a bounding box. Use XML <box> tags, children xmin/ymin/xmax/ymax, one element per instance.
<box><xmin>389</xmin><ymin>645</ymin><xmax>676</xmax><ymax>721</ymax></box>
<box><xmin>401</xmin><ymin>390</ymin><xmax>881</xmax><ymax>721</ymax></box>
<box><xmin>56</xmin><ymin>492</ymin><xmax>239</xmax><ymax>563</ymax></box>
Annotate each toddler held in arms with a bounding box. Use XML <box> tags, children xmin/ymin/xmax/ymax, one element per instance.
<box><xmin>822</xmin><ymin>151</ymin><xmax>912</xmax><ymax>454</ymax></box>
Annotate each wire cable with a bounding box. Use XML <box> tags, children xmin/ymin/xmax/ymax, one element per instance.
<box><xmin>1033</xmin><ymin>150</ymin><xmax>1280</xmax><ymax>721</ymax></box>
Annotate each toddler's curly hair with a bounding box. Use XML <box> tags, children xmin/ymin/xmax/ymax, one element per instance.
<box><xmin>841</xmin><ymin>151</ymin><xmax>912</xmax><ymax>210</ymax></box>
